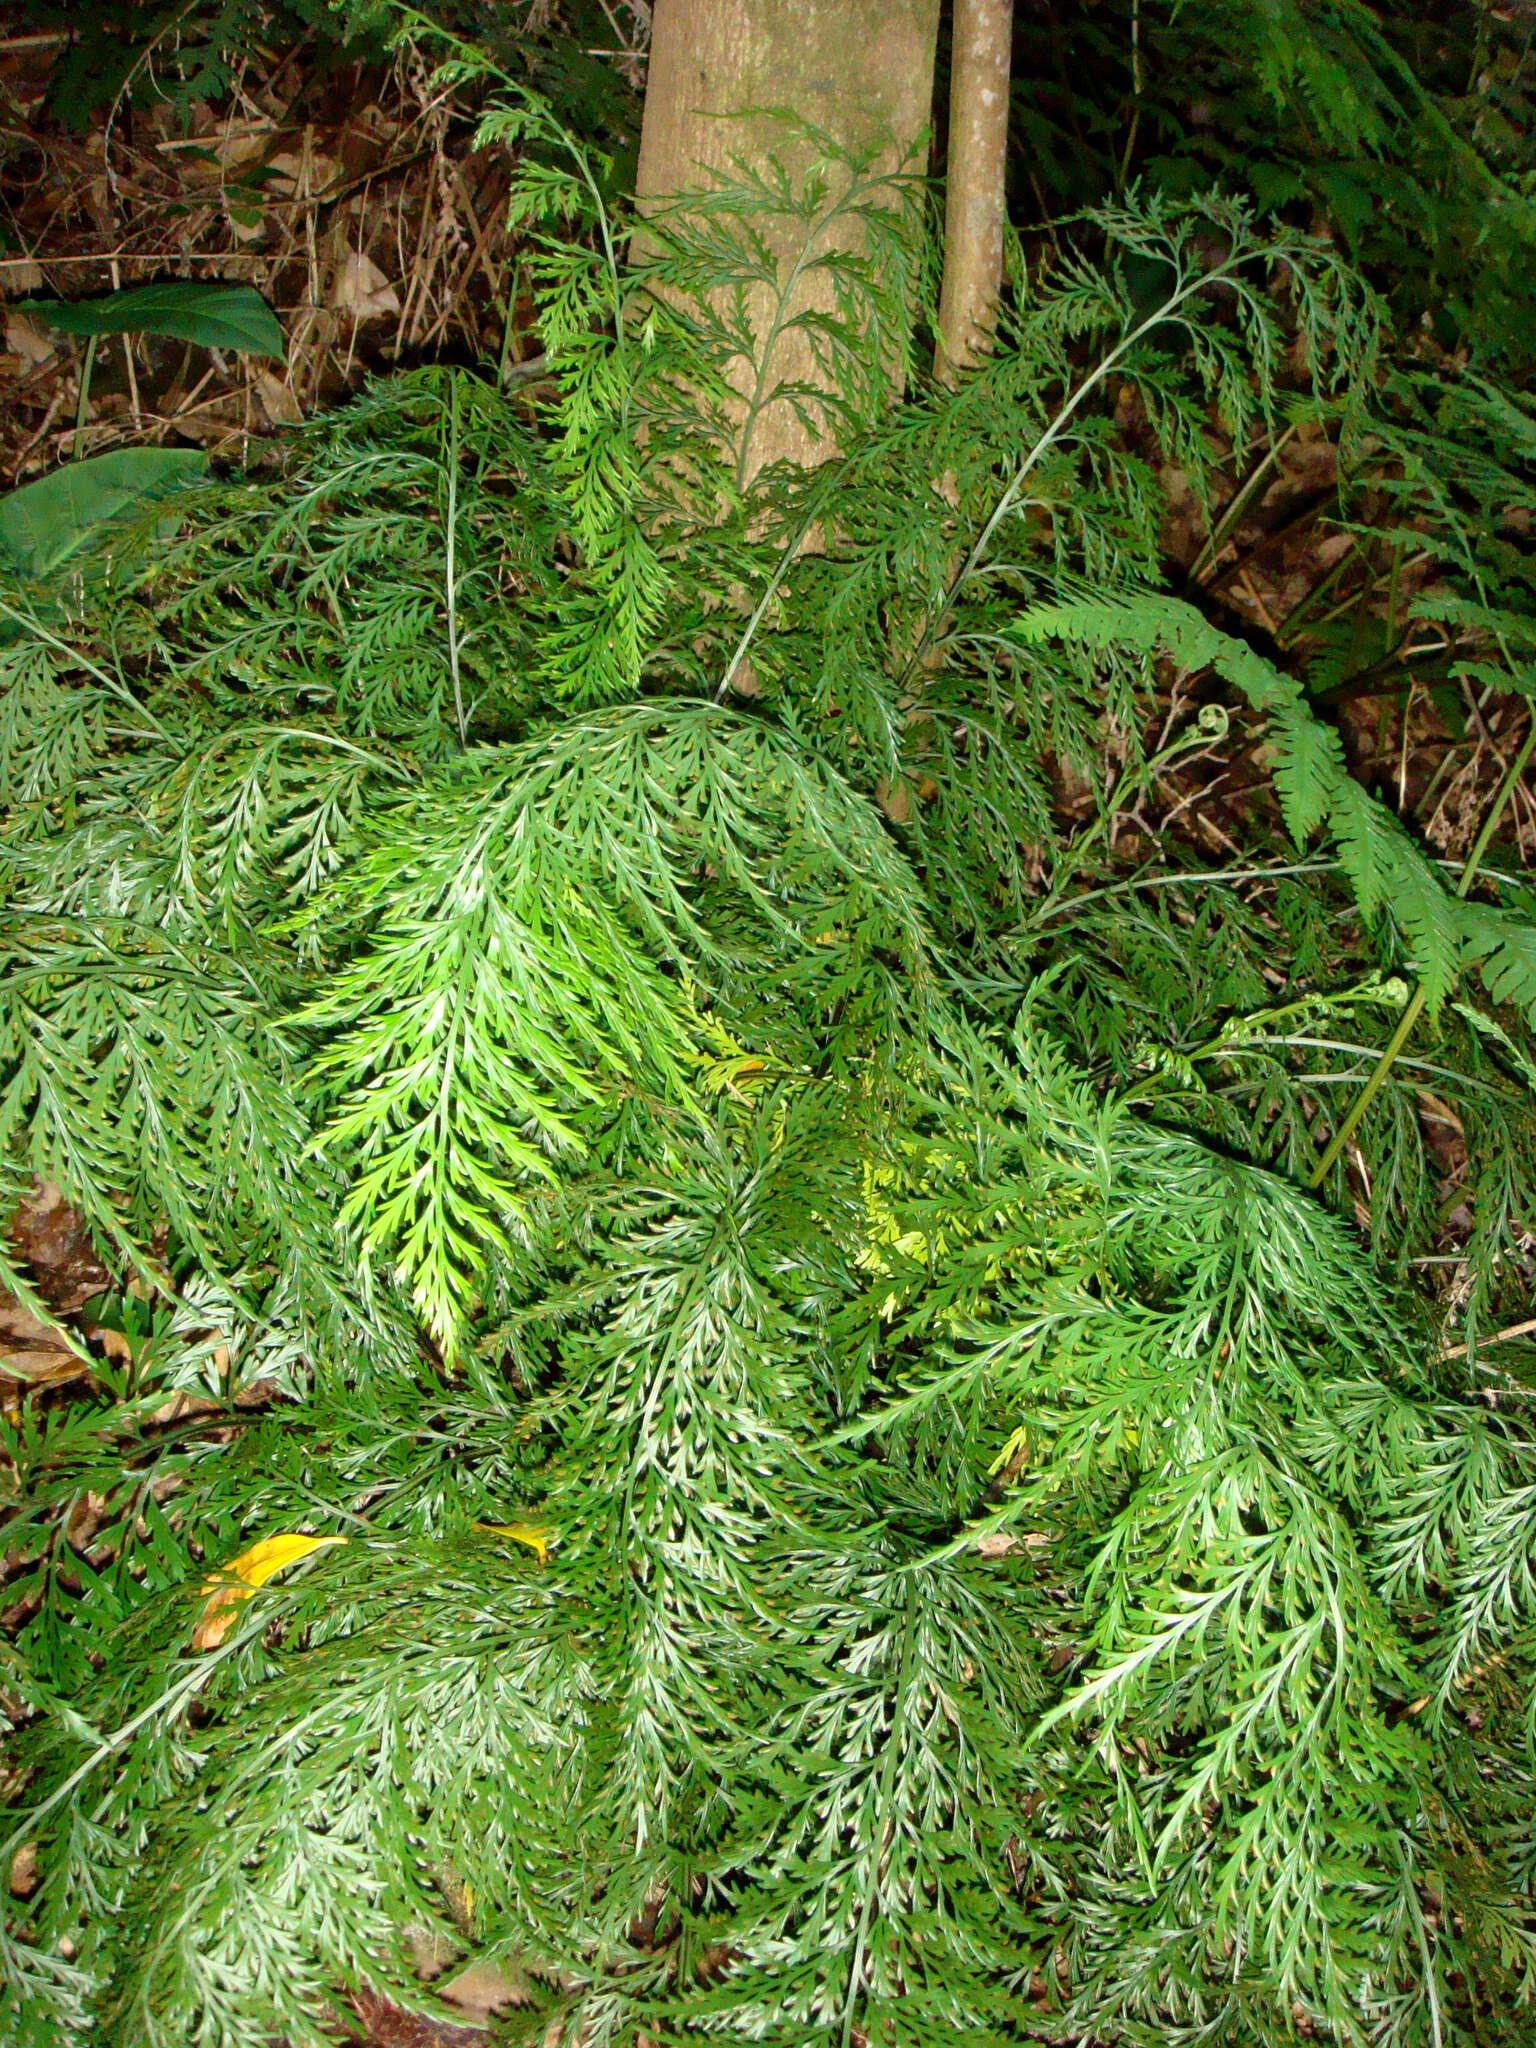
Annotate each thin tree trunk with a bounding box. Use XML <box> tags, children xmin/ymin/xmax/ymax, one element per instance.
<box><xmin>935</xmin><ymin>0</ymin><xmax>1013</xmax><ymax>380</ymax></box>
<box><xmin>636</xmin><ymin>0</ymin><xmax>941</xmax><ymax>477</ymax></box>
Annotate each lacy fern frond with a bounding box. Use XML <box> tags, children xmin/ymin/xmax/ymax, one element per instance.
<box><xmin>1010</xmin><ymin>592</ymin><xmax>1535</xmax><ymax>1021</ymax></box>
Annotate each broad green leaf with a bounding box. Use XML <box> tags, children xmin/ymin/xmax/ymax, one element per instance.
<box><xmin>0</xmin><ymin>448</ymin><xmax>207</xmax><ymax>582</ymax></box>
<box><xmin>17</xmin><ymin>281</ymin><xmax>284</xmax><ymax>357</ymax></box>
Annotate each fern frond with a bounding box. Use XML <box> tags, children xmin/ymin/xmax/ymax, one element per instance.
<box><xmin>299</xmin><ymin>702</ymin><xmax>930</xmax><ymax>1346</ymax></box>
<box><xmin>1010</xmin><ymin>593</ymin><xmax>1470</xmax><ymax>1013</ymax></box>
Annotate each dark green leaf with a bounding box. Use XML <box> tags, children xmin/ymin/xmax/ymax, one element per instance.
<box><xmin>16</xmin><ymin>282</ymin><xmax>284</xmax><ymax>357</ymax></box>
<box><xmin>0</xmin><ymin>448</ymin><xmax>207</xmax><ymax>581</ymax></box>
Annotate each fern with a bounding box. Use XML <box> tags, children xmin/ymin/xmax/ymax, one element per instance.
<box><xmin>1009</xmin><ymin>591</ymin><xmax>1536</xmax><ymax>1022</ymax></box>
<box><xmin>4</xmin><ymin>85</ymin><xmax>1536</xmax><ymax>2048</ymax></box>
<box><xmin>300</xmin><ymin>701</ymin><xmax>928</xmax><ymax>1346</ymax></box>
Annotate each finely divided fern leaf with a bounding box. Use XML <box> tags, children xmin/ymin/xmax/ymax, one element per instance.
<box><xmin>302</xmin><ymin>701</ymin><xmax>931</xmax><ymax>1347</ymax></box>
<box><xmin>1456</xmin><ymin>902</ymin><xmax>1536</xmax><ymax>1017</ymax></box>
<box><xmin>7</xmin><ymin>146</ymin><xmax>1536</xmax><ymax>2048</ymax></box>
<box><xmin>1268</xmin><ymin>700</ymin><xmax>1348</xmax><ymax>844</ymax></box>
<box><xmin>1010</xmin><ymin>594</ymin><xmax>1469</xmax><ymax>1015</ymax></box>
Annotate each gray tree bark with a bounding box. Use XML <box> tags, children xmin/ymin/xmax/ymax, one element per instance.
<box><xmin>635</xmin><ymin>0</ymin><xmax>942</xmax><ymax>477</ymax></box>
<box><xmin>935</xmin><ymin>0</ymin><xmax>1014</xmax><ymax>379</ymax></box>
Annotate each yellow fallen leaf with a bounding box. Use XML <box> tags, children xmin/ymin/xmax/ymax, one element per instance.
<box><xmin>192</xmin><ymin>1532</ymin><xmax>347</xmax><ymax>1650</ymax></box>
<box><xmin>473</xmin><ymin>1521</ymin><xmax>552</xmax><ymax>1565</ymax></box>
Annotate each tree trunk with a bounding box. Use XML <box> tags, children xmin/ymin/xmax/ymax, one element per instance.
<box><xmin>935</xmin><ymin>0</ymin><xmax>1014</xmax><ymax>379</ymax></box>
<box><xmin>635</xmin><ymin>0</ymin><xmax>941</xmax><ymax>478</ymax></box>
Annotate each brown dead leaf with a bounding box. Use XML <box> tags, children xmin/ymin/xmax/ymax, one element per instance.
<box><xmin>88</xmin><ymin>1323</ymin><xmax>133</xmax><ymax>1366</ymax></box>
<box><xmin>0</xmin><ymin>1299</ymin><xmax>59</xmax><ymax>1348</ymax></box>
<box><xmin>875</xmin><ymin>776</ymin><xmax>938</xmax><ymax>826</ymax></box>
<box><xmin>8</xmin><ymin>1842</ymin><xmax>37</xmax><ymax>1898</ymax></box>
<box><xmin>336</xmin><ymin>102</ymin><xmax>398</xmax><ymax>178</ymax></box>
<box><xmin>0</xmin><ymin>1346</ymin><xmax>84</xmax><ymax>1385</ymax></box>
<box><xmin>405</xmin><ymin>1925</ymin><xmax>459</xmax><ymax>1980</ymax></box>
<box><xmin>351</xmin><ymin>1990</ymin><xmax>487</xmax><ymax>2047</ymax></box>
<box><xmin>165</xmin><ymin>407</ymin><xmax>244</xmax><ymax>447</ymax></box>
<box><xmin>0</xmin><ymin>1296</ymin><xmax>89</xmax><ymax>1391</ymax></box>
<box><xmin>266</xmin><ymin>148</ymin><xmax>339</xmax><ymax>198</ymax></box>
<box><xmin>226</xmin><ymin>204</ymin><xmax>267</xmax><ymax>246</ymax></box>
<box><xmin>439</xmin><ymin>1959</ymin><xmax>531</xmax><ymax>2022</ymax></box>
<box><xmin>255</xmin><ymin>369</ymin><xmax>303</xmax><ymax>424</ymax></box>
<box><xmin>170</xmin><ymin>117</ymin><xmax>276</xmax><ymax>179</ymax></box>
<box><xmin>9</xmin><ymin>1184</ymin><xmax>111</xmax><ymax>1312</ymax></box>
<box><xmin>332</xmin><ymin>249</ymin><xmax>401</xmax><ymax>321</ymax></box>
<box><xmin>876</xmin><ymin>777</ymin><xmax>912</xmax><ymax>825</ymax></box>
<box><xmin>3</xmin><ymin>314</ymin><xmax>53</xmax><ymax>365</ymax></box>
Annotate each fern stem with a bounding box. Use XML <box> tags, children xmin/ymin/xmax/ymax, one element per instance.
<box><xmin>1188</xmin><ymin>420</ymin><xmax>1298</xmax><ymax>585</ymax></box>
<box><xmin>1016</xmin><ymin>858</ymin><xmax>1339</xmax><ymax>932</ymax></box>
<box><xmin>1437</xmin><ymin>1314</ymin><xmax>1536</xmax><ymax>1363</ymax></box>
<box><xmin>1306</xmin><ymin>987</ymin><xmax>1424</xmax><ymax>1188</ymax></box>
<box><xmin>445</xmin><ymin>371</ymin><xmax>466</xmax><ymax>744</ymax></box>
<box><xmin>733</xmin><ymin>162</ymin><xmax>899</xmax><ymax>489</ymax></box>
<box><xmin>1116</xmin><ymin>0</ymin><xmax>1142</xmax><ymax>188</ymax></box>
<box><xmin>72</xmin><ymin>333</ymin><xmax>97</xmax><ymax>461</ymax></box>
<box><xmin>0</xmin><ymin>597</ymin><xmax>170</xmax><ymax>741</ymax></box>
<box><xmin>1454</xmin><ymin>712</ymin><xmax>1536</xmax><ymax>893</ymax></box>
<box><xmin>714</xmin><ymin>483</ymin><xmax>838</xmax><ymax>700</ymax></box>
<box><xmin>1032</xmin><ymin>717</ymin><xmax>1227</xmax><ymax>919</ymax></box>
<box><xmin>899</xmin><ymin>261</ymin><xmax>1247</xmax><ymax>693</ymax></box>
<box><xmin>0</xmin><ymin>1621</ymin><xmax>253</xmax><ymax>1881</ymax></box>
<box><xmin>1310</xmin><ymin>712</ymin><xmax>1536</xmax><ymax>1188</ymax></box>
<box><xmin>839</xmin><ymin>1606</ymin><xmax>919</xmax><ymax>2048</ymax></box>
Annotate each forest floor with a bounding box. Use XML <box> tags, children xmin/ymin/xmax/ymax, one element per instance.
<box><xmin>0</xmin><ymin>23</ymin><xmax>528</xmax><ymax>474</ymax></box>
